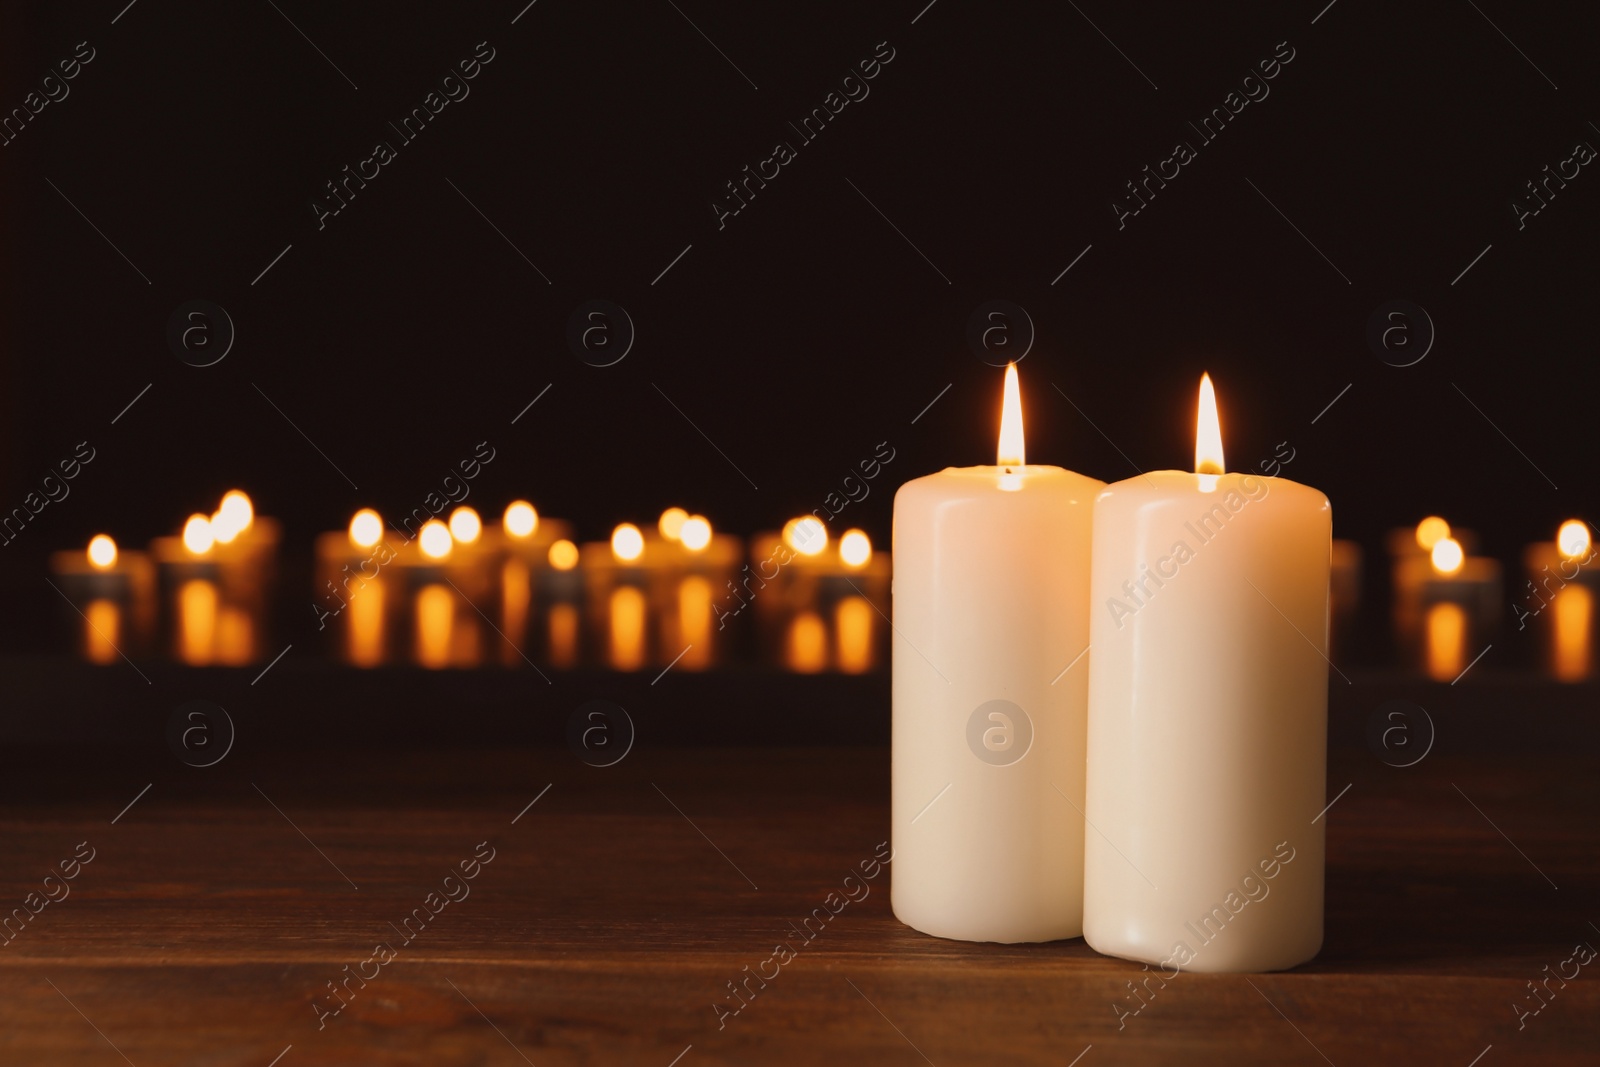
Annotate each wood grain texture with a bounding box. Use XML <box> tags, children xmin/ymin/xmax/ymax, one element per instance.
<box><xmin>1</xmin><ymin>742</ymin><xmax>1596</xmax><ymax>1066</ymax></box>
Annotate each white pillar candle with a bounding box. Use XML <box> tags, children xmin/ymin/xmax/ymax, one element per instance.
<box><xmin>1084</xmin><ymin>374</ymin><xmax>1330</xmax><ymax>973</ymax></box>
<box><xmin>892</xmin><ymin>364</ymin><xmax>1103</xmax><ymax>943</ymax></box>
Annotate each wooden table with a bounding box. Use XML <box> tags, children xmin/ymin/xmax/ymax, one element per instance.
<box><xmin>2</xmin><ymin>735</ymin><xmax>1596</xmax><ymax>1066</ymax></box>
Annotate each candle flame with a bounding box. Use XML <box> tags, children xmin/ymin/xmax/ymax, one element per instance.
<box><xmin>349</xmin><ymin>508</ymin><xmax>383</xmax><ymax>549</ymax></box>
<box><xmin>182</xmin><ymin>513</ymin><xmax>215</xmax><ymax>556</ymax></box>
<box><xmin>1430</xmin><ymin>536</ymin><xmax>1464</xmax><ymax>577</ymax></box>
<box><xmin>214</xmin><ymin>490</ymin><xmax>253</xmax><ymax>543</ymax></box>
<box><xmin>611</xmin><ymin>523</ymin><xmax>644</xmax><ymax>563</ymax></box>
<box><xmin>658</xmin><ymin>507</ymin><xmax>689</xmax><ymax>542</ymax></box>
<box><xmin>504</xmin><ymin>501</ymin><xmax>538</xmax><ymax>539</ymax></box>
<box><xmin>1557</xmin><ymin>519</ymin><xmax>1591</xmax><ymax>561</ymax></box>
<box><xmin>1415</xmin><ymin>516</ymin><xmax>1451</xmax><ymax>551</ymax></box>
<box><xmin>1195</xmin><ymin>373</ymin><xmax>1225</xmax><ymax>475</ymax></box>
<box><xmin>679</xmin><ymin>515</ymin><xmax>712</xmax><ymax>552</ymax></box>
<box><xmin>548</xmin><ymin>538</ymin><xmax>579</xmax><ymax>571</ymax></box>
<box><xmin>997</xmin><ymin>363</ymin><xmax>1025</xmax><ymax>467</ymax></box>
<box><xmin>419</xmin><ymin>519</ymin><xmax>453</xmax><ymax>560</ymax></box>
<box><xmin>448</xmin><ymin>506</ymin><xmax>482</xmax><ymax>545</ymax></box>
<box><xmin>839</xmin><ymin>529</ymin><xmax>872</xmax><ymax>568</ymax></box>
<box><xmin>87</xmin><ymin>534</ymin><xmax>118</xmax><ymax>570</ymax></box>
<box><xmin>783</xmin><ymin>517</ymin><xmax>828</xmax><ymax>557</ymax></box>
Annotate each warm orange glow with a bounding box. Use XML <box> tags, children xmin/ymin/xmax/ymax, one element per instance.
<box><xmin>839</xmin><ymin>529</ymin><xmax>872</xmax><ymax>568</ymax></box>
<box><xmin>1425</xmin><ymin>601</ymin><xmax>1466</xmax><ymax>681</ymax></box>
<box><xmin>1195</xmin><ymin>373</ymin><xmax>1225</xmax><ymax>475</ymax></box>
<box><xmin>448</xmin><ymin>506</ymin><xmax>482</xmax><ymax>544</ymax></box>
<box><xmin>1430</xmin><ymin>537</ymin><xmax>1464</xmax><ymax>577</ymax></box>
<box><xmin>346</xmin><ymin>580</ymin><xmax>385</xmax><ymax>667</ymax></box>
<box><xmin>349</xmin><ymin>509</ymin><xmax>383</xmax><ymax>549</ymax></box>
<box><xmin>182</xmin><ymin>514</ymin><xmax>215</xmax><ymax>556</ymax></box>
<box><xmin>785</xmin><ymin>611</ymin><xmax>828</xmax><ymax>673</ymax></box>
<box><xmin>836</xmin><ymin>595</ymin><xmax>873</xmax><ymax>673</ymax></box>
<box><xmin>215</xmin><ymin>605</ymin><xmax>254</xmax><ymax>665</ymax></box>
<box><xmin>87</xmin><ymin>535</ymin><xmax>118</xmax><ymax>570</ymax></box>
<box><xmin>548</xmin><ymin>539</ymin><xmax>579</xmax><ymax>571</ymax></box>
<box><xmin>213</xmin><ymin>490</ymin><xmax>254</xmax><ymax>544</ymax></box>
<box><xmin>1557</xmin><ymin>519</ymin><xmax>1591</xmax><ymax>561</ymax></box>
<box><xmin>178</xmin><ymin>578</ymin><xmax>218</xmax><ymax>665</ymax></box>
<box><xmin>419</xmin><ymin>520</ymin><xmax>453</xmax><ymax>560</ymax></box>
<box><xmin>85</xmin><ymin>598</ymin><xmax>120</xmax><ymax>664</ymax></box>
<box><xmin>415</xmin><ymin>584</ymin><xmax>454</xmax><ymax>668</ymax></box>
<box><xmin>658</xmin><ymin>507</ymin><xmax>689</xmax><ymax>542</ymax></box>
<box><xmin>504</xmin><ymin>501</ymin><xmax>538</xmax><ymax>539</ymax></box>
<box><xmin>548</xmin><ymin>602</ymin><xmax>579</xmax><ymax>669</ymax></box>
<box><xmin>608</xmin><ymin>585</ymin><xmax>646</xmax><ymax>670</ymax></box>
<box><xmin>997</xmin><ymin>362</ymin><xmax>1025</xmax><ymax>467</ymax></box>
<box><xmin>611</xmin><ymin>523</ymin><xmax>644</xmax><ymax>563</ymax></box>
<box><xmin>500</xmin><ymin>558</ymin><xmax>531</xmax><ymax>666</ymax></box>
<box><xmin>1415</xmin><ymin>516</ymin><xmax>1451</xmax><ymax>551</ymax></box>
<box><xmin>677</xmin><ymin>575</ymin><xmax>713</xmax><ymax>669</ymax></box>
<box><xmin>679</xmin><ymin>515</ymin><xmax>712</xmax><ymax>552</ymax></box>
<box><xmin>1553</xmin><ymin>584</ymin><xmax>1592</xmax><ymax>682</ymax></box>
<box><xmin>783</xmin><ymin>516</ymin><xmax>828</xmax><ymax>557</ymax></box>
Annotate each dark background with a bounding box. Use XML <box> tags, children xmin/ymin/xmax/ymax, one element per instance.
<box><xmin>1</xmin><ymin>0</ymin><xmax>1595</xmax><ymax>638</ymax></box>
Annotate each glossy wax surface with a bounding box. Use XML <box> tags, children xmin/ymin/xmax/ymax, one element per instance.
<box><xmin>1084</xmin><ymin>470</ymin><xmax>1331</xmax><ymax>973</ymax></box>
<box><xmin>892</xmin><ymin>463</ymin><xmax>1103</xmax><ymax>943</ymax></box>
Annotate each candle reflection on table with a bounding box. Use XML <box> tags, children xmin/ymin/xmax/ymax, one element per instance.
<box><xmin>84</xmin><ymin>599</ymin><xmax>121</xmax><ymax>664</ymax></box>
<box><xmin>675</xmin><ymin>575</ymin><xmax>713</xmax><ymax>670</ymax></box>
<box><xmin>835</xmin><ymin>595</ymin><xmax>874</xmax><ymax>673</ymax></box>
<box><xmin>548</xmin><ymin>601</ymin><xmax>580</xmax><ymax>668</ymax></box>
<box><xmin>1424</xmin><ymin>600</ymin><xmax>1467</xmax><ymax>682</ymax></box>
<box><xmin>177</xmin><ymin>578</ymin><xmax>218</xmax><ymax>665</ymax></box>
<box><xmin>215</xmin><ymin>603</ymin><xmax>254</xmax><ymax>664</ymax></box>
<box><xmin>347</xmin><ymin>577</ymin><xmax>387</xmax><ymax>667</ymax></box>
<box><xmin>785</xmin><ymin>610</ymin><xmax>828</xmax><ymax>673</ymax></box>
<box><xmin>609</xmin><ymin>584</ymin><xmax>648</xmax><ymax>671</ymax></box>
<box><xmin>499</xmin><ymin>557</ymin><xmax>532</xmax><ymax>667</ymax></box>
<box><xmin>415</xmin><ymin>584</ymin><xmax>454</xmax><ymax>669</ymax></box>
<box><xmin>1552</xmin><ymin>584</ymin><xmax>1592</xmax><ymax>682</ymax></box>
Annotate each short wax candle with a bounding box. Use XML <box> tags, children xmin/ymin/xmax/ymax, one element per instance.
<box><xmin>892</xmin><ymin>364</ymin><xmax>1103</xmax><ymax>943</ymax></box>
<box><xmin>1083</xmin><ymin>374</ymin><xmax>1330</xmax><ymax>973</ymax></box>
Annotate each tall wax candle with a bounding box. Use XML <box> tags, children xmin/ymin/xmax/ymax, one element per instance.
<box><xmin>1084</xmin><ymin>374</ymin><xmax>1330</xmax><ymax>973</ymax></box>
<box><xmin>892</xmin><ymin>364</ymin><xmax>1103</xmax><ymax>943</ymax></box>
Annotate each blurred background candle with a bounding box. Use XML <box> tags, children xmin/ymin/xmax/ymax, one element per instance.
<box><xmin>1084</xmin><ymin>373</ymin><xmax>1330</xmax><ymax>973</ymax></box>
<box><xmin>658</xmin><ymin>509</ymin><xmax>738</xmax><ymax>669</ymax></box>
<box><xmin>892</xmin><ymin>363</ymin><xmax>1100</xmax><ymax>943</ymax></box>
<box><xmin>749</xmin><ymin>518</ymin><xmax>888</xmax><ymax>670</ymax></box>
<box><xmin>543</xmin><ymin>536</ymin><xmax>584</xmax><ymax>668</ymax></box>
<box><xmin>581</xmin><ymin>523</ymin><xmax>654</xmax><ymax>671</ymax></box>
<box><xmin>1389</xmin><ymin>514</ymin><xmax>1478</xmax><ymax>567</ymax></box>
<box><xmin>148</xmin><ymin>505</ymin><xmax>260</xmax><ymax>665</ymax></box>
<box><xmin>1406</xmin><ymin>535</ymin><xmax>1499</xmax><ymax>680</ymax></box>
<box><xmin>313</xmin><ymin>508</ymin><xmax>395</xmax><ymax>667</ymax></box>
<box><xmin>1522</xmin><ymin>520</ymin><xmax>1595</xmax><ymax>681</ymax></box>
<box><xmin>398</xmin><ymin>518</ymin><xmax>483</xmax><ymax>668</ymax></box>
<box><xmin>1522</xmin><ymin>519</ymin><xmax>1597</xmax><ymax>594</ymax></box>
<box><xmin>50</xmin><ymin>534</ymin><xmax>156</xmax><ymax>662</ymax></box>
